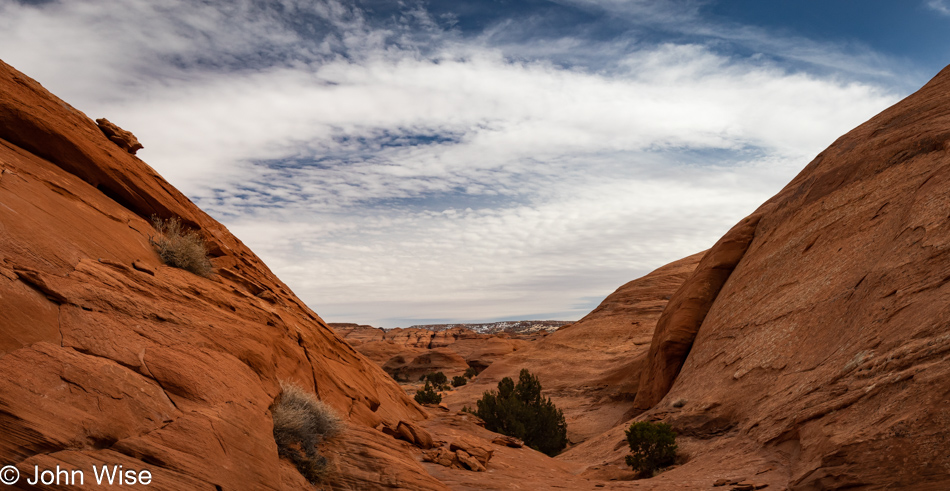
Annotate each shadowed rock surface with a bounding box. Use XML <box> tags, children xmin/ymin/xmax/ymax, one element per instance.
<box><xmin>633</xmin><ymin>214</ymin><xmax>761</xmax><ymax>412</ymax></box>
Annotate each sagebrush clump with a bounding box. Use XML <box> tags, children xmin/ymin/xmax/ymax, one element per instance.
<box><xmin>452</xmin><ymin>375</ymin><xmax>467</xmax><ymax>387</ymax></box>
<box><xmin>414</xmin><ymin>381</ymin><xmax>442</xmax><ymax>404</ymax></box>
<box><xmin>272</xmin><ymin>382</ymin><xmax>343</xmax><ymax>484</ymax></box>
<box><xmin>149</xmin><ymin>216</ymin><xmax>213</xmax><ymax>277</ymax></box>
<box><xmin>624</xmin><ymin>421</ymin><xmax>677</xmax><ymax>476</ymax></box>
<box><xmin>473</xmin><ymin>368</ymin><xmax>567</xmax><ymax>456</ymax></box>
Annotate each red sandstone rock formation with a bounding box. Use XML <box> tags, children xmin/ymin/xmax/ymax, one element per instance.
<box><xmin>444</xmin><ymin>254</ymin><xmax>703</xmax><ymax>444</ymax></box>
<box><xmin>333</xmin><ymin>324</ymin><xmax>531</xmax><ymax>380</ymax></box>
<box><xmin>633</xmin><ymin>214</ymin><xmax>761</xmax><ymax>411</ymax></box>
<box><xmin>6</xmin><ymin>51</ymin><xmax>950</xmax><ymax>490</ymax></box>
<box><xmin>385</xmin><ymin>349</ymin><xmax>471</xmax><ymax>381</ymax></box>
<box><xmin>568</xmin><ymin>65</ymin><xmax>950</xmax><ymax>490</ymax></box>
<box><xmin>0</xmin><ymin>59</ymin><xmax>443</xmax><ymax>490</ymax></box>
<box><xmin>95</xmin><ymin>118</ymin><xmax>144</xmax><ymax>155</ymax></box>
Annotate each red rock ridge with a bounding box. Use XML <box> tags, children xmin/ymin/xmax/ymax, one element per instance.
<box><xmin>0</xmin><ymin>58</ymin><xmax>444</xmax><ymax>489</ymax></box>
<box><xmin>333</xmin><ymin>324</ymin><xmax>532</xmax><ymax>381</ymax></box>
<box><xmin>625</xmin><ymin>64</ymin><xmax>950</xmax><ymax>488</ymax></box>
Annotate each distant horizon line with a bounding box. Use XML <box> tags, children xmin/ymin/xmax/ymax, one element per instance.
<box><xmin>328</xmin><ymin>319</ymin><xmax>574</xmax><ymax>330</ymax></box>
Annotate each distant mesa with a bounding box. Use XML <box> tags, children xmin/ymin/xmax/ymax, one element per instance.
<box><xmin>329</xmin><ymin>320</ymin><xmax>569</xmax><ymax>337</ymax></box>
<box><xmin>402</xmin><ymin>320</ymin><xmax>572</xmax><ymax>335</ymax></box>
<box><xmin>330</xmin><ymin>322</ymin><xmax>548</xmax><ymax>382</ymax></box>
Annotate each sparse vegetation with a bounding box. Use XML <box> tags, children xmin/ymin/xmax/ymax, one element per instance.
<box><xmin>452</xmin><ymin>375</ymin><xmax>467</xmax><ymax>387</ymax></box>
<box><xmin>624</xmin><ymin>421</ymin><xmax>677</xmax><ymax>476</ymax></box>
<box><xmin>149</xmin><ymin>215</ymin><xmax>213</xmax><ymax>277</ymax></box>
<box><xmin>414</xmin><ymin>381</ymin><xmax>442</xmax><ymax>404</ymax></box>
<box><xmin>390</xmin><ymin>371</ymin><xmax>409</xmax><ymax>383</ymax></box>
<box><xmin>422</xmin><ymin>372</ymin><xmax>450</xmax><ymax>390</ymax></box>
<box><xmin>472</xmin><ymin>369</ymin><xmax>567</xmax><ymax>456</ymax></box>
<box><xmin>464</xmin><ymin>367</ymin><xmax>478</xmax><ymax>379</ymax></box>
<box><xmin>272</xmin><ymin>382</ymin><xmax>343</xmax><ymax>484</ymax></box>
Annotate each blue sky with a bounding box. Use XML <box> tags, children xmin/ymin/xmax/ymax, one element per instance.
<box><xmin>0</xmin><ymin>0</ymin><xmax>947</xmax><ymax>327</ymax></box>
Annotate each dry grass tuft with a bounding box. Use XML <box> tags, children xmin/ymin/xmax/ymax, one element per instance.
<box><xmin>149</xmin><ymin>216</ymin><xmax>213</xmax><ymax>277</ymax></box>
<box><xmin>272</xmin><ymin>382</ymin><xmax>343</xmax><ymax>484</ymax></box>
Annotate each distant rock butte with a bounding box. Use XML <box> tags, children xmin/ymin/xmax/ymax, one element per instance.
<box><xmin>403</xmin><ymin>320</ymin><xmax>571</xmax><ymax>334</ymax></box>
<box><xmin>331</xmin><ymin>324</ymin><xmax>533</xmax><ymax>380</ymax></box>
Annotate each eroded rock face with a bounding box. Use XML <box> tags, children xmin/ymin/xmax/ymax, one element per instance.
<box><xmin>0</xmin><ymin>58</ymin><xmax>434</xmax><ymax>489</ymax></box>
<box><xmin>95</xmin><ymin>118</ymin><xmax>144</xmax><ymax>155</ymax></box>
<box><xmin>619</xmin><ymin>64</ymin><xmax>950</xmax><ymax>489</ymax></box>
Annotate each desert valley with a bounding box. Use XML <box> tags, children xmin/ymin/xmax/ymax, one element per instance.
<box><xmin>2</xmin><ymin>38</ymin><xmax>950</xmax><ymax>491</ymax></box>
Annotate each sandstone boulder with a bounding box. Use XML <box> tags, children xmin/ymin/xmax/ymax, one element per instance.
<box><xmin>449</xmin><ymin>435</ymin><xmax>493</xmax><ymax>467</ymax></box>
<box><xmin>393</xmin><ymin>420</ymin><xmax>435</xmax><ymax>449</ymax></box>
<box><xmin>95</xmin><ymin>117</ymin><xmax>144</xmax><ymax>154</ymax></box>
<box><xmin>455</xmin><ymin>449</ymin><xmax>486</xmax><ymax>472</ymax></box>
<box><xmin>422</xmin><ymin>447</ymin><xmax>459</xmax><ymax>469</ymax></box>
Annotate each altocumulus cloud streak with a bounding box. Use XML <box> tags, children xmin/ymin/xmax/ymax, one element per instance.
<box><xmin>0</xmin><ymin>0</ymin><xmax>901</xmax><ymax>326</ymax></box>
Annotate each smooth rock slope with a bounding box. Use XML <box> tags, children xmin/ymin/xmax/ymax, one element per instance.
<box><xmin>614</xmin><ymin>64</ymin><xmax>950</xmax><ymax>489</ymax></box>
<box><xmin>0</xmin><ymin>59</ymin><xmax>443</xmax><ymax>490</ymax></box>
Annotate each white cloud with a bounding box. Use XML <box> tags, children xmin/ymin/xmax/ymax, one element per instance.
<box><xmin>927</xmin><ymin>0</ymin><xmax>950</xmax><ymax>15</ymax></box>
<box><xmin>0</xmin><ymin>0</ymin><xmax>904</xmax><ymax>326</ymax></box>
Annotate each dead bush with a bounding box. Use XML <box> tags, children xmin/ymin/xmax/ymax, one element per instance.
<box><xmin>272</xmin><ymin>382</ymin><xmax>343</xmax><ymax>484</ymax></box>
<box><xmin>149</xmin><ymin>216</ymin><xmax>213</xmax><ymax>277</ymax></box>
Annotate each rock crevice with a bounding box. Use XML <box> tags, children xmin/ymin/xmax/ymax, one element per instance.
<box><xmin>632</xmin><ymin>210</ymin><xmax>765</xmax><ymax>411</ymax></box>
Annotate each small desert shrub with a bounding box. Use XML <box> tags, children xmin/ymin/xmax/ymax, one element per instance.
<box><xmin>473</xmin><ymin>369</ymin><xmax>567</xmax><ymax>456</ymax></box>
<box><xmin>414</xmin><ymin>381</ymin><xmax>442</xmax><ymax>404</ymax></box>
<box><xmin>464</xmin><ymin>367</ymin><xmax>478</xmax><ymax>379</ymax></box>
<box><xmin>452</xmin><ymin>376</ymin><xmax>467</xmax><ymax>387</ymax></box>
<box><xmin>272</xmin><ymin>382</ymin><xmax>343</xmax><ymax>484</ymax></box>
<box><xmin>422</xmin><ymin>372</ymin><xmax>450</xmax><ymax>390</ymax></box>
<box><xmin>624</xmin><ymin>421</ymin><xmax>677</xmax><ymax>476</ymax></box>
<box><xmin>149</xmin><ymin>216</ymin><xmax>213</xmax><ymax>277</ymax></box>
